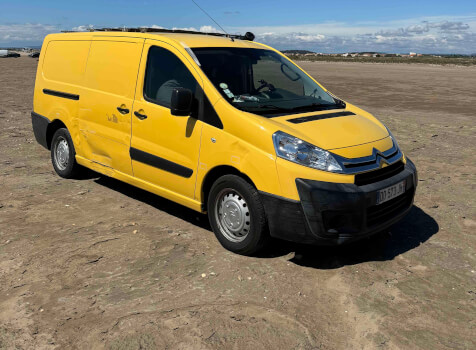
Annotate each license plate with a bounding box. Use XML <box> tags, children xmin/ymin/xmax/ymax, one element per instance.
<box><xmin>377</xmin><ymin>180</ymin><xmax>406</xmax><ymax>205</ymax></box>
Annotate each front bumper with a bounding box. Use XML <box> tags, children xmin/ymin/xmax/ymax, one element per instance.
<box><xmin>260</xmin><ymin>159</ymin><xmax>417</xmax><ymax>245</ymax></box>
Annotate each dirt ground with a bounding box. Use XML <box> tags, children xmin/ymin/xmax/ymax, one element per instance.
<box><xmin>0</xmin><ymin>57</ymin><xmax>475</xmax><ymax>350</ymax></box>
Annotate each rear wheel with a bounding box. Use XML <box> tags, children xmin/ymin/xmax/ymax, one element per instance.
<box><xmin>50</xmin><ymin>128</ymin><xmax>82</xmax><ymax>178</ymax></box>
<box><xmin>208</xmin><ymin>175</ymin><xmax>268</xmax><ymax>255</ymax></box>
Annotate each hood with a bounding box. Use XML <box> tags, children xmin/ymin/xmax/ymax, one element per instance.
<box><xmin>270</xmin><ymin>110</ymin><xmax>389</xmax><ymax>150</ymax></box>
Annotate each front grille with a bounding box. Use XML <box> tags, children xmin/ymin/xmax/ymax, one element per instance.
<box><xmin>354</xmin><ymin>161</ymin><xmax>404</xmax><ymax>186</ymax></box>
<box><xmin>344</xmin><ymin>148</ymin><xmax>399</xmax><ymax>169</ymax></box>
<box><xmin>366</xmin><ymin>189</ymin><xmax>414</xmax><ymax>227</ymax></box>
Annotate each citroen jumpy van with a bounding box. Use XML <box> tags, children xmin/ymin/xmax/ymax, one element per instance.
<box><xmin>31</xmin><ymin>29</ymin><xmax>417</xmax><ymax>255</ymax></box>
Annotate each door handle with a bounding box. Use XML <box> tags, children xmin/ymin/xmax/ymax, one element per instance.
<box><xmin>134</xmin><ymin>111</ymin><xmax>148</xmax><ymax>120</ymax></box>
<box><xmin>116</xmin><ymin>106</ymin><xmax>130</xmax><ymax>114</ymax></box>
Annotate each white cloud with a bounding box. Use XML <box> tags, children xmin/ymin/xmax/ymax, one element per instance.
<box><xmin>169</xmin><ymin>25</ymin><xmax>221</xmax><ymax>33</ymax></box>
<box><xmin>1</xmin><ymin>17</ymin><xmax>475</xmax><ymax>53</ymax></box>
<box><xmin>230</xmin><ymin>15</ymin><xmax>476</xmax><ymax>53</ymax></box>
<box><xmin>199</xmin><ymin>25</ymin><xmax>221</xmax><ymax>33</ymax></box>
<box><xmin>295</xmin><ymin>34</ymin><xmax>326</xmax><ymax>42</ymax></box>
<box><xmin>0</xmin><ymin>23</ymin><xmax>223</xmax><ymax>46</ymax></box>
<box><xmin>0</xmin><ymin>23</ymin><xmax>57</xmax><ymax>44</ymax></box>
<box><xmin>71</xmin><ymin>25</ymin><xmax>94</xmax><ymax>32</ymax></box>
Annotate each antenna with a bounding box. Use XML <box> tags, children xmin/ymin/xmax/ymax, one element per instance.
<box><xmin>191</xmin><ymin>0</ymin><xmax>233</xmax><ymax>41</ymax></box>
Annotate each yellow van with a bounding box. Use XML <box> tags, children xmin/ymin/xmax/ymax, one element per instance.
<box><xmin>32</xmin><ymin>28</ymin><xmax>417</xmax><ymax>254</ymax></box>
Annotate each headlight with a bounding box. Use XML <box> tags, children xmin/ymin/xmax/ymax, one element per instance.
<box><xmin>272</xmin><ymin>131</ymin><xmax>342</xmax><ymax>172</ymax></box>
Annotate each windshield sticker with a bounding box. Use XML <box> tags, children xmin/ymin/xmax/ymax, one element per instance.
<box><xmin>232</xmin><ymin>95</ymin><xmax>260</xmax><ymax>103</ymax></box>
<box><xmin>223</xmin><ymin>89</ymin><xmax>234</xmax><ymax>98</ymax></box>
<box><xmin>238</xmin><ymin>95</ymin><xmax>259</xmax><ymax>102</ymax></box>
<box><xmin>219</xmin><ymin>83</ymin><xmax>235</xmax><ymax>99</ymax></box>
<box><xmin>219</xmin><ymin>83</ymin><xmax>261</xmax><ymax>103</ymax></box>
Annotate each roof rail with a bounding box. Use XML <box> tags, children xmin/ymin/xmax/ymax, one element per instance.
<box><xmin>61</xmin><ymin>27</ymin><xmax>255</xmax><ymax>41</ymax></box>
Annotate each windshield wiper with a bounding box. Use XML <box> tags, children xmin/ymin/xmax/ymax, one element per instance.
<box><xmin>234</xmin><ymin>104</ymin><xmax>292</xmax><ymax>113</ymax></box>
<box><xmin>231</xmin><ymin>103</ymin><xmax>290</xmax><ymax>114</ymax></box>
<box><xmin>257</xmin><ymin>104</ymin><xmax>292</xmax><ymax>111</ymax></box>
<box><xmin>334</xmin><ymin>98</ymin><xmax>346</xmax><ymax>108</ymax></box>
<box><xmin>288</xmin><ymin>102</ymin><xmax>341</xmax><ymax>113</ymax></box>
<box><xmin>235</xmin><ymin>102</ymin><xmax>343</xmax><ymax>115</ymax></box>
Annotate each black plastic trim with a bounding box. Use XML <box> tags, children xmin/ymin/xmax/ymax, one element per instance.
<box><xmin>31</xmin><ymin>111</ymin><xmax>50</xmax><ymax>149</ymax></box>
<box><xmin>197</xmin><ymin>85</ymin><xmax>223</xmax><ymax>129</ymax></box>
<box><xmin>259</xmin><ymin>190</ymin><xmax>300</xmax><ymax>204</ymax></box>
<box><xmin>259</xmin><ymin>159</ymin><xmax>416</xmax><ymax>246</ymax></box>
<box><xmin>354</xmin><ymin>161</ymin><xmax>405</xmax><ymax>186</ymax></box>
<box><xmin>259</xmin><ymin>191</ymin><xmax>311</xmax><ymax>243</ymax></box>
<box><xmin>287</xmin><ymin>111</ymin><xmax>355</xmax><ymax>124</ymax></box>
<box><xmin>43</xmin><ymin>89</ymin><xmax>79</xmax><ymax>100</ymax></box>
<box><xmin>130</xmin><ymin>147</ymin><xmax>193</xmax><ymax>178</ymax></box>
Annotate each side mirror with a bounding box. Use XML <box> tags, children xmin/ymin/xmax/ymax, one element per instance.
<box><xmin>171</xmin><ymin>88</ymin><xmax>193</xmax><ymax>116</ymax></box>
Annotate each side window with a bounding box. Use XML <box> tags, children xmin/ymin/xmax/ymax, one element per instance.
<box><xmin>144</xmin><ymin>46</ymin><xmax>198</xmax><ymax>107</ymax></box>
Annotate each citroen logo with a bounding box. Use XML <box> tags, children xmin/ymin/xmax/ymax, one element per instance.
<box><xmin>374</xmin><ymin>149</ymin><xmax>390</xmax><ymax>168</ymax></box>
<box><xmin>339</xmin><ymin>142</ymin><xmax>400</xmax><ymax>173</ymax></box>
<box><xmin>372</xmin><ymin>148</ymin><xmax>386</xmax><ymax>158</ymax></box>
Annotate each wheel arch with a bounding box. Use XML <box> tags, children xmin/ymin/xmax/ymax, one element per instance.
<box><xmin>46</xmin><ymin>119</ymin><xmax>68</xmax><ymax>149</ymax></box>
<box><xmin>200</xmin><ymin>165</ymin><xmax>256</xmax><ymax>212</ymax></box>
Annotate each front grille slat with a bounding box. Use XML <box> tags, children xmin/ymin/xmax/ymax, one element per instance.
<box><xmin>344</xmin><ymin>149</ymin><xmax>399</xmax><ymax>169</ymax></box>
<box><xmin>366</xmin><ymin>189</ymin><xmax>413</xmax><ymax>227</ymax></box>
<box><xmin>370</xmin><ymin>198</ymin><xmax>408</xmax><ymax>218</ymax></box>
<box><xmin>355</xmin><ymin>161</ymin><xmax>404</xmax><ymax>186</ymax></box>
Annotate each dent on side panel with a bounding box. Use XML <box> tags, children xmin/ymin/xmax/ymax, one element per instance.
<box><xmin>195</xmin><ymin>124</ymin><xmax>281</xmax><ymax>202</ymax></box>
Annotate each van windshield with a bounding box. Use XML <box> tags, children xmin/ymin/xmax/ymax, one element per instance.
<box><xmin>192</xmin><ymin>47</ymin><xmax>343</xmax><ymax>117</ymax></box>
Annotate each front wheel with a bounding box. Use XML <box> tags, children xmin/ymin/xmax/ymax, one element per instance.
<box><xmin>207</xmin><ymin>175</ymin><xmax>268</xmax><ymax>255</ymax></box>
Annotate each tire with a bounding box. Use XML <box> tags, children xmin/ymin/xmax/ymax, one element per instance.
<box><xmin>50</xmin><ymin>128</ymin><xmax>82</xmax><ymax>178</ymax></box>
<box><xmin>207</xmin><ymin>175</ymin><xmax>269</xmax><ymax>255</ymax></box>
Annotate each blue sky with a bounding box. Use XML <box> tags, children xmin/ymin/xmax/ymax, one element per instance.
<box><xmin>1</xmin><ymin>0</ymin><xmax>475</xmax><ymax>53</ymax></box>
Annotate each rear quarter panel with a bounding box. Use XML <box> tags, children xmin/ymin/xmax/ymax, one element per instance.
<box><xmin>34</xmin><ymin>34</ymin><xmax>92</xmax><ymax>148</ymax></box>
